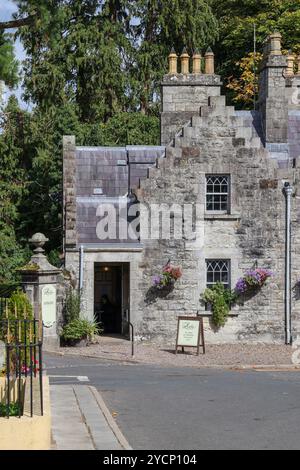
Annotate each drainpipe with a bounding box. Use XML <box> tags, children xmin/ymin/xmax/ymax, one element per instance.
<box><xmin>283</xmin><ymin>182</ymin><xmax>293</xmax><ymax>345</ymax></box>
<box><xmin>79</xmin><ymin>245</ymin><xmax>84</xmax><ymax>291</ymax></box>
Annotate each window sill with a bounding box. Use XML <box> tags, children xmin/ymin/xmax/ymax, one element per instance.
<box><xmin>200</xmin><ymin>311</ymin><xmax>239</xmax><ymax>318</ymax></box>
<box><xmin>204</xmin><ymin>213</ymin><xmax>241</xmax><ymax>221</ymax></box>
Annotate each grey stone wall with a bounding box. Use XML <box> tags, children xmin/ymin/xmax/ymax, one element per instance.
<box><xmin>161</xmin><ymin>74</ymin><xmax>222</xmax><ymax>145</ymax></box>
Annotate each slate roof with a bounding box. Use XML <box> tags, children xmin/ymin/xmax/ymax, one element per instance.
<box><xmin>288</xmin><ymin>111</ymin><xmax>300</xmax><ymax>161</ymax></box>
<box><xmin>75</xmin><ymin>145</ymin><xmax>165</xmax><ymax>245</ymax></box>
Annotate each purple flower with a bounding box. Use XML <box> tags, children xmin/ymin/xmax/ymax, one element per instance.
<box><xmin>152</xmin><ymin>275</ymin><xmax>162</xmax><ymax>287</ymax></box>
<box><xmin>235</xmin><ymin>278</ymin><xmax>248</xmax><ymax>294</ymax></box>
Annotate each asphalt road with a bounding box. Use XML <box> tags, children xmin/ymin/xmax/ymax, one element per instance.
<box><xmin>45</xmin><ymin>353</ymin><xmax>300</xmax><ymax>450</ymax></box>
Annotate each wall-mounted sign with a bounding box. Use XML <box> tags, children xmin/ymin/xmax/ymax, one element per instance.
<box><xmin>42</xmin><ymin>285</ymin><xmax>57</xmax><ymax>328</ymax></box>
<box><xmin>93</xmin><ymin>188</ymin><xmax>103</xmax><ymax>195</ymax></box>
<box><xmin>175</xmin><ymin>316</ymin><xmax>205</xmax><ymax>355</ymax></box>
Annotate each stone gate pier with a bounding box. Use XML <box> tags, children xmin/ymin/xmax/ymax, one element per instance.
<box><xmin>19</xmin><ymin>233</ymin><xmax>63</xmax><ymax>350</ymax></box>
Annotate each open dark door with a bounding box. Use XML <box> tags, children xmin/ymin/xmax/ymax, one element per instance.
<box><xmin>94</xmin><ymin>263</ymin><xmax>129</xmax><ymax>336</ymax></box>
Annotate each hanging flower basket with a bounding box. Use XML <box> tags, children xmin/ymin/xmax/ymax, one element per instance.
<box><xmin>235</xmin><ymin>268</ymin><xmax>274</xmax><ymax>296</ymax></box>
<box><xmin>152</xmin><ymin>263</ymin><xmax>182</xmax><ymax>290</ymax></box>
<box><xmin>201</xmin><ymin>267</ymin><xmax>274</xmax><ymax>328</ymax></box>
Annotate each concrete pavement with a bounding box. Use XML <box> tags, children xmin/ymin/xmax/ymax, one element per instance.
<box><xmin>50</xmin><ymin>384</ymin><xmax>131</xmax><ymax>450</ymax></box>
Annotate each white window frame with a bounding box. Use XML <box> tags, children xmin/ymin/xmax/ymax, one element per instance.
<box><xmin>206</xmin><ymin>175</ymin><xmax>230</xmax><ymax>214</ymax></box>
<box><xmin>206</xmin><ymin>259</ymin><xmax>231</xmax><ymax>290</ymax></box>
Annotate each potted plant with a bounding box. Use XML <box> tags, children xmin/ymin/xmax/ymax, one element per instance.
<box><xmin>60</xmin><ymin>317</ymin><xmax>101</xmax><ymax>347</ymax></box>
<box><xmin>61</xmin><ymin>288</ymin><xmax>102</xmax><ymax>346</ymax></box>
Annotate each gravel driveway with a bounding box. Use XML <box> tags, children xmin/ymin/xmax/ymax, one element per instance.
<box><xmin>56</xmin><ymin>337</ymin><xmax>297</xmax><ymax>368</ymax></box>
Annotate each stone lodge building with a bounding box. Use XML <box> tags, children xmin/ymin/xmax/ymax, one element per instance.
<box><xmin>63</xmin><ymin>33</ymin><xmax>300</xmax><ymax>344</ymax></box>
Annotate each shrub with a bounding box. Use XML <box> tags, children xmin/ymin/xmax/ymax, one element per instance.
<box><xmin>0</xmin><ymin>402</ymin><xmax>21</xmax><ymax>417</ymax></box>
<box><xmin>0</xmin><ymin>290</ymin><xmax>34</xmax><ymax>371</ymax></box>
<box><xmin>65</xmin><ymin>288</ymin><xmax>81</xmax><ymax>323</ymax></box>
<box><xmin>61</xmin><ymin>317</ymin><xmax>101</xmax><ymax>343</ymax></box>
<box><xmin>201</xmin><ymin>283</ymin><xmax>237</xmax><ymax>328</ymax></box>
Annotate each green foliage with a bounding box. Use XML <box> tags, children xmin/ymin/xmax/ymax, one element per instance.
<box><xmin>0</xmin><ymin>97</ymin><xmax>31</xmax><ymax>282</ymax></box>
<box><xmin>16</xmin><ymin>0</ymin><xmax>131</xmax><ymax>121</ymax></box>
<box><xmin>62</xmin><ymin>288</ymin><xmax>102</xmax><ymax>343</ymax></box>
<box><xmin>15</xmin><ymin>1</ymin><xmax>218</xmax><ymax>116</ymax></box>
<box><xmin>130</xmin><ymin>0</ymin><xmax>218</xmax><ymax>113</ymax></box>
<box><xmin>227</xmin><ymin>52</ymin><xmax>263</xmax><ymax>109</ymax></box>
<box><xmin>65</xmin><ymin>288</ymin><xmax>81</xmax><ymax>324</ymax></box>
<box><xmin>0</xmin><ymin>402</ymin><xmax>21</xmax><ymax>417</ymax></box>
<box><xmin>0</xmin><ymin>32</ymin><xmax>19</xmax><ymax>88</ymax></box>
<box><xmin>8</xmin><ymin>289</ymin><xmax>33</xmax><ymax>319</ymax></box>
<box><xmin>201</xmin><ymin>283</ymin><xmax>237</xmax><ymax>328</ymax></box>
<box><xmin>212</xmin><ymin>0</ymin><xmax>300</xmax><ymax>105</ymax></box>
<box><xmin>0</xmin><ymin>289</ymin><xmax>33</xmax><ymax>369</ymax></box>
<box><xmin>61</xmin><ymin>317</ymin><xmax>101</xmax><ymax>342</ymax></box>
<box><xmin>84</xmin><ymin>112</ymin><xmax>160</xmax><ymax>146</ymax></box>
<box><xmin>47</xmin><ymin>249</ymin><xmax>62</xmax><ymax>268</ymax></box>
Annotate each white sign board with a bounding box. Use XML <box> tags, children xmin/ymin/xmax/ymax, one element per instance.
<box><xmin>42</xmin><ymin>285</ymin><xmax>57</xmax><ymax>327</ymax></box>
<box><xmin>177</xmin><ymin>318</ymin><xmax>200</xmax><ymax>347</ymax></box>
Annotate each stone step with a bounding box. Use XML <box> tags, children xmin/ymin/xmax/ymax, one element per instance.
<box><xmin>236</xmin><ymin>127</ymin><xmax>253</xmax><ymax>139</ymax></box>
<box><xmin>183</xmin><ymin>126</ymin><xmax>199</xmax><ymax>139</ymax></box>
<box><xmin>191</xmin><ymin>115</ymin><xmax>204</xmax><ymax>127</ymax></box>
<box><xmin>174</xmin><ymin>136</ymin><xmax>193</xmax><ymax>148</ymax></box>
<box><xmin>166</xmin><ymin>147</ymin><xmax>182</xmax><ymax>159</ymax></box>
<box><xmin>200</xmin><ymin>105</ymin><xmax>235</xmax><ymax>118</ymax></box>
<box><xmin>244</xmin><ymin>137</ymin><xmax>262</xmax><ymax>149</ymax></box>
<box><xmin>208</xmin><ymin>95</ymin><xmax>226</xmax><ymax>107</ymax></box>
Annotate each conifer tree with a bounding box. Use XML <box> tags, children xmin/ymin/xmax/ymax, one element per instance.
<box><xmin>0</xmin><ymin>32</ymin><xmax>18</xmax><ymax>89</ymax></box>
<box><xmin>0</xmin><ymin>96</ymin><xmax>29</xmax><ymax>282</ymax></box>
<box><xmin>130</xmin><ymin>0</ymin><xmax>218</xmax><ymax>114</ymax></box>
<box><xmin>15</xmin><ymin>0</ymin><xmax>131</xmax><ymax>122</ymax></box>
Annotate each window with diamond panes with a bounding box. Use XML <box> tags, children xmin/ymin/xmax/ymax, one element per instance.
<box><xmin>206</xmin><ymin>260</ymin><xmax>230</xmax><ymax>289</ymax></box>
<box><xmin>206</xmin><ymin>175</ymin><xmax>229</xmax><ymax>212</ymax></box>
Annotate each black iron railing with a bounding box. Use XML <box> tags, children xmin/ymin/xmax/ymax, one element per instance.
<box><xmin>0</xmin><ymin>313</ymin><xmax>43</xmax><ymax>419</ymax></box>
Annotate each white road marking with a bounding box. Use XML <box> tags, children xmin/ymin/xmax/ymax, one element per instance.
<box><xmin>48</xmin><ymin>375</ymin><xmax>90</xmax><ymax>382</ymax></box>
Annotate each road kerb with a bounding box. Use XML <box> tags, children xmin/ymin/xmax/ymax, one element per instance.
<box><xmin>89</xmin><ymin>386</ymin><xmax>133</xmax><ymax>451</ymax></box>
<box><xmin>45</xmin><ymin>349</ymin><xmax>300</xmax><ymax>371</ymax></box>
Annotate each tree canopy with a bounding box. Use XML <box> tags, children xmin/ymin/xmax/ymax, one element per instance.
<box><xmin>212</xmin><ymin>0</ymin><xmax>300</xmax><ymax>104</ymax></box>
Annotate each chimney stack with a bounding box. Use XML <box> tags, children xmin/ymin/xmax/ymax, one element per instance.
<box><xmin>258</xmin><ymin>33</ymin><xmax>288</xmax><ymax>145</ymax></box>
<box><xmin>161</xmin><ymin>47</ymin><xmax>221</xmax><ymax>145</ymax></box>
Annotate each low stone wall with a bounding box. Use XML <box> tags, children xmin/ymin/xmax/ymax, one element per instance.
<box><xmin>0</xmin><ymin>376</ymin><xmax>51</xmax><ymax>450</ymax></box>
